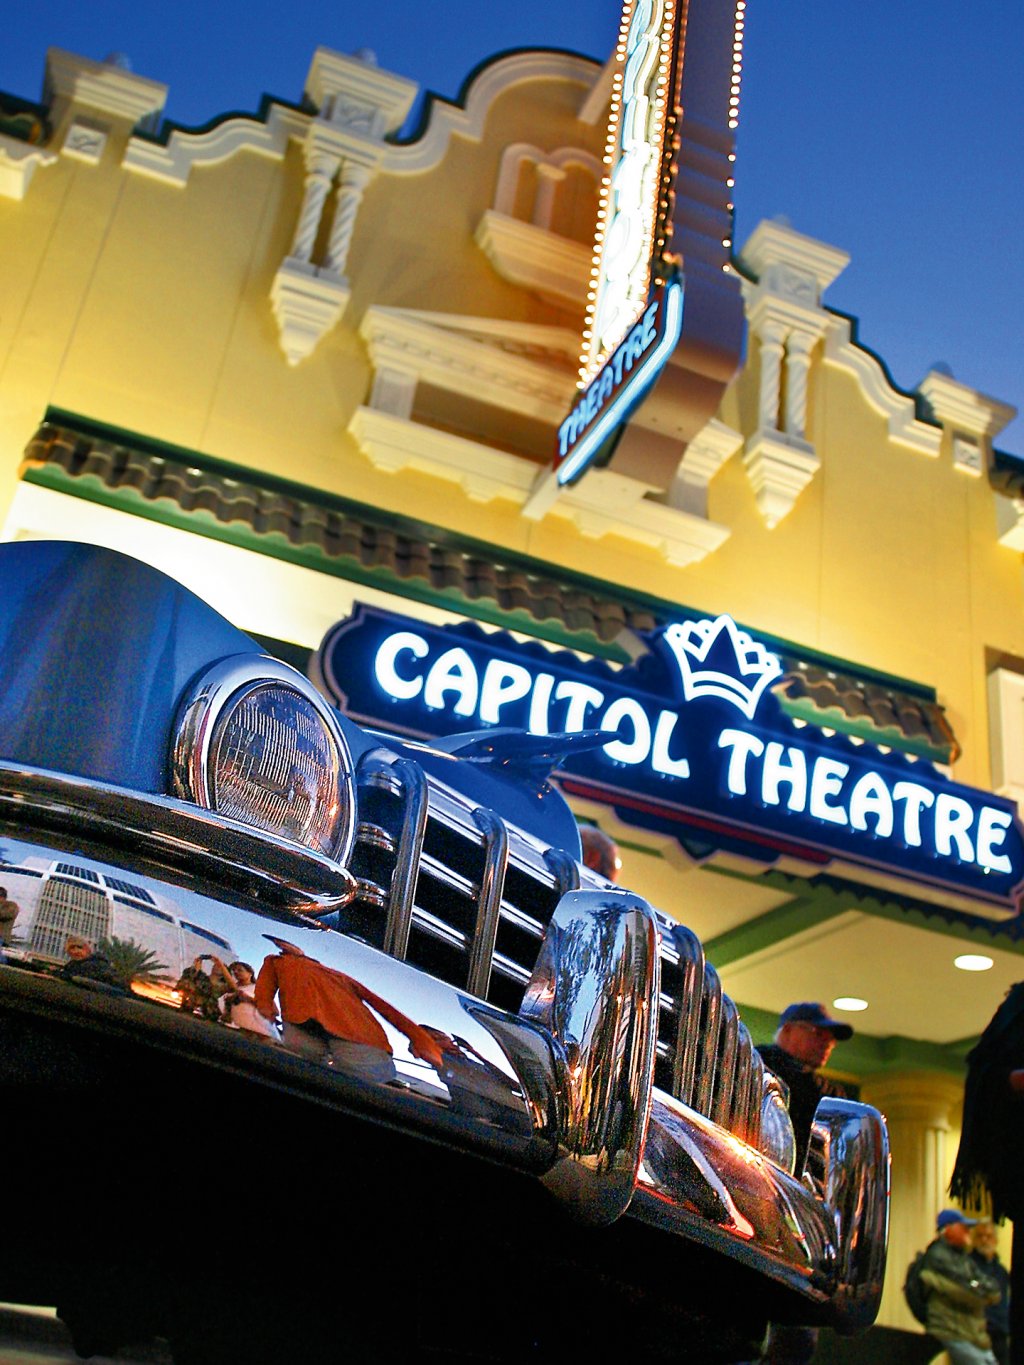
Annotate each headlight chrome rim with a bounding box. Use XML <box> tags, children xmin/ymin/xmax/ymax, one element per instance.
<box><xmin>172</xmin><ymin>655</ymin><xmax>356</xmax><ymax>867</ymax></box>
<box><xmin>759</xmin><ymin>1069</ymin><xmax>798</xmax><ymax>1174</ymax></box>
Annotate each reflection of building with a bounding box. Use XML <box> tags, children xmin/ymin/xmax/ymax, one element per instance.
<box><xmin>0</xmin><ymin>15</ymin><xmax>1021</xmax><ymax>1342</ymax></box>
<box><xmin>0</xmin><ymin>856</ymin><xmax>234</xmax><ymax>975</ymax></box>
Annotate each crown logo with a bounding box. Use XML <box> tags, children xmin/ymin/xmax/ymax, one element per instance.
<box><xmin>661</xmin><ymin>616</ymin><xmax>783</xmax><ymax>720</ymax></box>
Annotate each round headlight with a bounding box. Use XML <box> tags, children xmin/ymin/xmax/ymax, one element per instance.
<box><xmin>759</xmin><ymin>1072</ymin><xmax>797</xmax><ymax>1174</ymax></box>
<box><xmin>173</xmin><ymin>656</ymin><xmax>355</xmax><ymax>864</ymax></box>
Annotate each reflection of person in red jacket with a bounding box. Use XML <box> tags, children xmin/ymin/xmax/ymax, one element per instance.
<box><xmin>255</xmin><ymin>936</ymin><xmax>443</xmax><ymax>1085</ymax></box>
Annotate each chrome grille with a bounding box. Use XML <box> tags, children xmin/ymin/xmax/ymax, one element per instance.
<box><xmin>341</xmin><ymin>747</ymin><xmax>761</xmax><ymax>1146</ymax></box>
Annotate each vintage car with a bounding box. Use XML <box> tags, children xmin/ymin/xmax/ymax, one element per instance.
<box><xmin>0</xmin><ymin>540</ymin><xmax>889</xmax><ymax>1363</ymax></box>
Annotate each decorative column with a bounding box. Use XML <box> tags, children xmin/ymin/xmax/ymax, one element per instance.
<box><xmin>325</xmin><ymin>159</ymin><xmax>373</xmax><ymax>276</ymax></box>
<box><xmin>756</xmin><ymin>320</ymin><xmax>788</xmax><ymax>434</ymax></box>
<box><xmin>270</xmin><ymin>47</ymin><xmax>417</xmax><ymax>366</ymax></box>
<box><xmin>860</xmin><ymin>1071</ymin><xmax>964</xmax><ymax>1332</ymax></box>
<box><xmin>738</xmin><ymin>221</ymin><xmax>849</xmax><ymax>527</ymax></box>
<box><xmin>784</xmin><ymin>330</ymin><xmax>816</xmax><ymax>441</ymax></box>
<box><xmin>289</xmin><ymin>146</ymin><xmax>340</xmax><ymax>264</ymax></box>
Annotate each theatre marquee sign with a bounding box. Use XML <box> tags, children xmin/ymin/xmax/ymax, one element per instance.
<box><xmin>316</xmin><ymin>606</ymin><xmax>1024</xmax><ymax>910</ymax></box>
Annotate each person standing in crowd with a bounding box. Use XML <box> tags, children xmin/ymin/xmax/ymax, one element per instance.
<box><xmin>254</xmin><ymin>936</ymin><xmax>443</xmax><ymax>1084</ymax></box>
<box><xmin>757</xmin><ymin>1001</ymin><xmax>854</xmax><ymax>1171</ymax></box>
<box><xmin>951</xmin><ymin>981</ymin><xmax>1024</xmax><ymax>1365</ymax></box>
<box><xmin>917</xmin><ymin>1209</ymin><xmax>1000</xmax><ymax>1365</ymax></box>
<box><xmin>0</xmin><ymin>885</ymin><xmax>20</xmax><ymax>958</ymax></box>
<box><xmin>971</xmin><ymin>1222</ymin><xmax>1011</xmax><ymax>1365</ymax></box>
<box><xmin>579</xmin><ymin>825</ymin><xmax>621</xmax><ymax>882</ymax></box>
<box><xmin>756</xmin><ymin>1002</ymin><xmax>854</xmax><ymax>1365</ymax></box>
<box><xmin>56</xmin><ymin>935</ymin><xmax>126</xmax><ymax>993</ymax></box>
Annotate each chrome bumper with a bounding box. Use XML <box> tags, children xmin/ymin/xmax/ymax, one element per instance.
<box><xmin>0</xmin><ymin>764</ymin><xmax>888</xmax><ymax>1333</ymax></box>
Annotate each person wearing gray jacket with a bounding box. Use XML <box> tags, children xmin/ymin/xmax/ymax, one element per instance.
<box><xmin>920</xmin><ymin>1209</ymin><xmax>1001</xmax><ymax>1365</ymax></box>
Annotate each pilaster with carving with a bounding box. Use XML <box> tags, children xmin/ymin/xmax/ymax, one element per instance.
<box><xmin>739</xmin><ymin>221</ymin><xmax>849</xmax><ymax>527</ymax></box>
<box><xmin>270</xmin><ymin>49</ymin><xmax>417</xmax><ymax>366</ymax></box>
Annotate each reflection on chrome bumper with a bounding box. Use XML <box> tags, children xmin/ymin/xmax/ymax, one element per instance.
<box><xmin>0</xmin><ymin>764</ymin><xmax>887</xmax><ymax>1330</ymax></box>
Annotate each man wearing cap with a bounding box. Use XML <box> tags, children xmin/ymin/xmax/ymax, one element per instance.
<box><xmin>919</xmin><ymin>1209</ymin><xmax>1001</xmax><ymax>1364</ymax></box>
<box><xmin>754</xmin><ymin>1004</ymin><xmax>854</xmax><ymax>1364</ymax></box>
<box><xmin>757</xmin><ymin>1002</ymin><xmax>854</xmax><ymax>1173</ymax></box>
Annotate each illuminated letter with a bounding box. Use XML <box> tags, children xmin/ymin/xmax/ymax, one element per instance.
<box><xmin>374</xmin><ymin>631</ymin><xmax>428</xmax><ymax>701</ymax></box>
<box><xmin>555</xmin><ymin>680</ymin><xmax>605</xmax><ymax>732</ymax></box>
<box><xmin>718</xmin><ymin>729</ymin><xmax>764</xmax><ymax>796</ymax></box>
<box><xmin>641</xmin><ymin>299</ymin><xmax>659</xmax><ymax>350</ymax></box>
<box><xmin>893</xmin><ymin>781</ymin><xmax>935</xmax><ymax>847</ymax></box>
<box><xmin>600</xmin><ymin>697</ymin><xmax>651</xmax><ymax>766</ymax></box>
<box><xmin>848</xmin><ymin>771</ymin><xmax>895</xmax><ymax>838</ymax></box>
<box><xmin>529</xmin><ymin>673</ymin><xmax>555</xmax><ymax>736</ymax></box>
<box><xmin>479</xmin><ymin>659</ymin><xmax>533</xmax><ymax>724</ymax></box>
<box><xmin>423</xmin><ymin>647</ymin><xmax>479</xmax><ymax>717</ymax></box>
<box><xmin>976</xmin><ymin>807</ymin><xmax>1014</xmax><ymax>875</ymax></box>
<box><xmin>651</xmin><ymin>710</ymin><xmax>690</xmax><ymax>779</ymax></box>
<box><xmin>934</xmin><ymin>794</ymin><xmax>975</xmax><ymax>862</ymax></box>
<box><xmin>809</xmin><ymin>757</ymin><xmax>849</xmax><ymax>826</ymax></box>
<box><xmin>761</xmin><ymin>742</ymin><xmax>808</xmax><ymax>812</ymax></box>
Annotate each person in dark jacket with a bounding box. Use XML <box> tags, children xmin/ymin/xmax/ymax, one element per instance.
<box><xmin>756</xmin><ymin>1002</ymin><xmax>854</xmax><ymax>1365</ymax></box>
<box><xmin>757</xmin><ymin>1001</ymin><xmax>854</xmax><ymax>1171</ymax></box>
<box><xmin>56</xmin><ymin>935</ymin><xmax>126</xmax><ymax>993</ymax></box>
<box><xmin>951</xmin><ymin>982</ymin><xmax>1024</xmax><ymax>1365</ymax></box>
<box><xmin>971</xmin><ymin>1221</ymin><xmax>1011</xmax><ymax>1365</ymax></box>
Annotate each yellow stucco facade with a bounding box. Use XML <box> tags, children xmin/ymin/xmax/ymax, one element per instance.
<box><xmin>1</xmin><ymin>40</ymin><xmax>1022</xmax><ymax>1338</ymax></box>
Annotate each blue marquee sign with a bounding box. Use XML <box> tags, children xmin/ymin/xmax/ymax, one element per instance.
<box><xmin>315</xmin><ymin>605</ymin><xmax>1024</xmax><ymax>911</ymax></box>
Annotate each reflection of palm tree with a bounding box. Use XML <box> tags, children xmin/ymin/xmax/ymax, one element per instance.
<box><xmin>98</xmin><ymin>935</ymin><xmax>168</xmax><ymax>987</ymax></box>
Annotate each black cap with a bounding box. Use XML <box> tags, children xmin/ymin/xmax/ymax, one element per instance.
<box><xmin>779</xmin><ymin>1001</ymin><xmax>854</xmax><ymax>1041</ymax></box>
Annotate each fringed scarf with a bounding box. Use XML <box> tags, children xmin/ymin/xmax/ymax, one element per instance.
<box><xmin>950</xmin><ymin>981</ymin><xmax>1024</xmax><ymax>1222</ymax></box>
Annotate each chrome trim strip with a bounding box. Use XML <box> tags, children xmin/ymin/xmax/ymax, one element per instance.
<box><xmin>670</xmin><ymin>923</ymin><xmax>704</xmax><ymax>1107</ymax></box>
<box><xmin>521</xmin><ymin>888</ymin><xmax>660</xmax><ymax>1225</ymax></box>
<box><xmin>712</xmin><ymin>995</ymin><xmax>739</xmax><ymax>1129</ymax></box>
<box><xmin>694</xmin><ymin>961</ymin><xmax>723</xmax><ymax>1115</ymax></box>
<box><xmin>0</xmin><ymin>762</ymin><xmax>357</xmax><ymax>915</ymax></box>
<box><xmin>466</xmin><ymin>807</ymin><xmax>508</xmax><ymax>999</ymax></box>
<box><xmin>542</xmin><ymin>846</ymin><xmax>581</xmax><ymax>899</ymax></box>
<box><xmin>367</xmin><ymin>752</ymin><xmax>427</xmax><ymax>961</ymax></box>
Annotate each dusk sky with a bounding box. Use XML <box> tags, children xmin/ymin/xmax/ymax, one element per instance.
<box><xmin>5</xmin><ymin>1</ymin><xmax>1022</xmax><ymax>451</ymax></box>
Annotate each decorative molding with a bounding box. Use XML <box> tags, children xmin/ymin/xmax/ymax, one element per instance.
<box><xmin>492</xmin><ymin>142</ymin><xmax>601</xmax><ymax>223</ymax></box>
<box><xmin>304</xmin><ymin>48</ymin><xmax>417</xmax><ymax>137</ymax></box>
<box><xmin>918</xmin><ymin>370</ymin><xmax>1017</xmax><ymax>440</ymax></box>
<box><xmin>350</xmin><ymin>406</ymin><xmax>536</xmax><ymax>502</ymax></box>
<box><xmin>474</xmin><ymin>210</ymin><xmax>591</xmax><ymax>309</ymax></box>
<box><xmin>743</xmin><ymin>430</ymin><xmax>820</xmax><ymax>529</ymax></box>
<box><xmin>349</xmin><ymin>407</ymin><xmax>729</xmax><ymax>567</ymax></box>
<box><xmin>270</xmin><ymin>258</ymin><xmax>350</xmax><ymax>366</ymax></box>
<box><xmin>379</xmin><ymin>51</ymin><xmax>599</xmax><ymax>175</ymax></box>
<box><xmin>44</xmin><ymin>50</ymin><xmax>167</xmax><ymax>132</ymax></box>
<box><xmin>359</xmin><ymin>306</ymin><xmax>576</xmax><ymax>419</ymax></box>
<box><xmin>823</xmin><ymin>315</ymin><xmax>941</xmax><ymax>457</ymax></box>
<box><xmin>740</xmin><ymin>220</ymin><xmax>850</xmax><ymax>306</ymax></box>
<box><xmin>669</xmin><ymin>419</ymin><xmax>743</xmax><ymax>518</ymax></box>
<box><xmin>62</xmin><ymin>117</ymin><xmax>108</xmax><ymax>164</ymax></box>
<box><xmin>0</xmin><ymin>133</ymin><xmax>57</xmax><ymax>200</ymax></box>
<box><xmin>553</xmin><ymin>470</ymin><xmax>730</xmax><ymax>568</ymax></box>
<box><xmin>952</xmin><ymin>434</ymin><xmax>983</xmax><ymax>477</ymax></box>
<box><xmin>124</xmin><ymin>104</ymin><xmax>305</xmax><ymax>185</ymax></box>
<box><xmin>995</xmin><ymin>494</ymin><xmax>1024</xmax><ymax>552</ymax></box>
<box><xmin>988</xmin><ymin>668</ymin><xmax>1024</xmax><ymax>813</ymax></box>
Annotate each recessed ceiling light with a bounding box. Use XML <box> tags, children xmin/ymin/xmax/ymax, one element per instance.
<box><xmin>954</xmin><ymin>954</ymin><xmax>994</xmax><ymax>972</ymax></box>
<box><xmin>833</xmin><ymin>997</ymin><xmax>868</xmax><ymax>1012</ymax></box>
